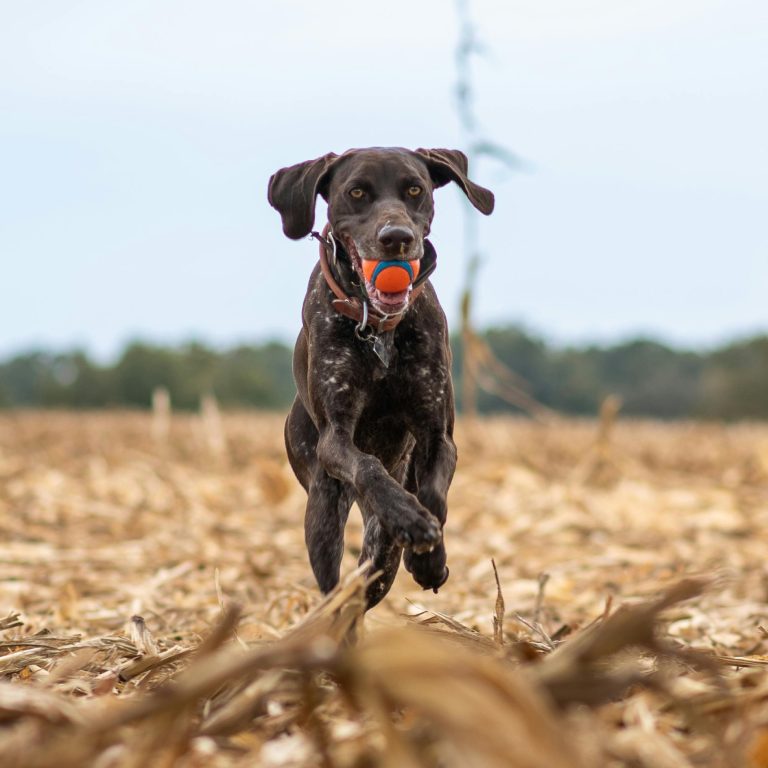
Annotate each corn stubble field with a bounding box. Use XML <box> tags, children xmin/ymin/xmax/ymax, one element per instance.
<box><xmin>1</xmin><ymin>411</ymin><xmax>768</xmax><ymax>767</ymax></box>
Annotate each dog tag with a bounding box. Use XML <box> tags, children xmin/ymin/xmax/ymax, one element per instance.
<box><xmin>371</xmin><ymin>334</ymin><xmax>392</xmax><ymax>368</ymax></box>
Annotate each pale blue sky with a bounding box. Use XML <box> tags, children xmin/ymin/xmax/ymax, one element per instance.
<box><xmin>1</xmin><ymin>0</ymin><xmax>766</xmax><ymax>358</ymax></box>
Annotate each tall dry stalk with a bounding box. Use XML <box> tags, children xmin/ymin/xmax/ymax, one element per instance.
<box><xmin>199</xmin><ymin>392</ymin><xmax>227</xmax><ymax>461</ymax></box>
<box><xmin>454</xmin><ymin>0</ymin><xmax>530</xmax><ymax>419</ymax></box>
<box><xmin>151</xmin><ymin>386</ymin><xmax>171</xmax><ymax>443</ymax></box>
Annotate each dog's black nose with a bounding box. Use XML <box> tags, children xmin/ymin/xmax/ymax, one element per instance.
<box><xmin>378</xmin><ymin>225</ymin><xmax>414</xmax><ymax>254</ymax></box>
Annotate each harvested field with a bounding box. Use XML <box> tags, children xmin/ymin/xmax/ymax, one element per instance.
<box><xmin>1</xmin><ymin>411</ymin><xmax>768</xmax><ymax>767</ymax></box>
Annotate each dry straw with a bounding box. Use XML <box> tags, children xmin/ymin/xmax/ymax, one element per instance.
<box><xmin>1</xmin><ymin>412</ymin><xmax>767</xmax><ymax>766</ymax></box>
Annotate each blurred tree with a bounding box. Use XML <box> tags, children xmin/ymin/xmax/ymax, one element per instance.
<box><xmin>548</xmin><ymin>348</ymin><xmax>601</xmax><ymax>414</ymax></box>
<box><xmin>114</xmin><ymin>343</ymin><xmax>184</xmax><ymax>408</ymax></box>
<box><xmin>213</xmin><ymin>343</ymin><xmax>295</xmax><ymax>409</ymax></box>
<box><xmin>596</xmin><ymin>340</ymin><xmax>704</xmax><ymax>418</ymax></box>
<box><xmin>698</xmin><ymin>336</ymin><xmax>768</xmax><ymax>419</ymax></box>
<box><xmin>0</xmin><ymin>333</ymin><xmax>766</xmax><ymax>419</ymax></box>
<box><xmin>39</xmin><ymin>351</ymin><xmax>114</xmax><ymax>407</ymax></box>
<box><xmin>0</xmin><ymin>352</ymin><xmax>54</xmax><ymax>406</ymax></box>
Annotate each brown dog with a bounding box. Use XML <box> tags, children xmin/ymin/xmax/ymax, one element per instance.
<box><xmin>268</xmin><ymin>147</ymin><xmax>493</xmax><ymax>608</ymax></box>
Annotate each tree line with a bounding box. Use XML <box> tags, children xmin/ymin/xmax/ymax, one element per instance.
<box><xmin>0</xmin><ymin>329</ymin><xmax>765</xmax><ymax>419</ymax></box>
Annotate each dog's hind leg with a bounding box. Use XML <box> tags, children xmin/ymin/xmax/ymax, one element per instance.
<box><xmin>286</xmin><ymin>399</ymin><xmax>354</xmax><ymax>593</ymax></box>
<box><xmin>358</xmin><ymin>511</ymin><xmax>402</xmax><ymax>608</ymax></box>
<box><xmin>305</xmin><ymin>468</ymin><xmax>354</xmax><ymax>594</ymax></box>
<box><xmin>284</xmin><ymin>397</ymin><xmax>318</xmax><ymax>492</ymax></box>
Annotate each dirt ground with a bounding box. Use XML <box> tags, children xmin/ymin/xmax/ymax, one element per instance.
<box><xmin>1</xmin><ymin>411</ymin><xmax>768</xmax><ymax>767</ymax></box>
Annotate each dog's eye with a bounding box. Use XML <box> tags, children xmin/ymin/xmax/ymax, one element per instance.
<box><xmin>407</xmin><ymin>185</ymin><xmax>422</xmax><ymax>198</ymax></box>
<box><xmin>349</xmin><ymin>188</ymin><xmax>365</xmax><ymax>200</ymax></box>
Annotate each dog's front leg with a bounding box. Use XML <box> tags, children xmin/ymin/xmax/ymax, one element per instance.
<box><xmin>316</xmin><ymin>424</ymin><xmax>442</xmax><ymax>553</ymax></box>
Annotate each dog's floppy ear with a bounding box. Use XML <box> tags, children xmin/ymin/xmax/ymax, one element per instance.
<box><xmin>268</xmin><ymin>153</ymin><xmax>339</xmax><ymax>239</ymax></box>
<box><xmin>415</xmin><ymin>148</ymin><xmax>494</xmax><ymax>215</ymax></box>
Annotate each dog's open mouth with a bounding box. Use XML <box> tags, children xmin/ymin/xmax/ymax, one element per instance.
<box><xmin>370</xmin><ymin>285</ymin><xmax>410</xmax><ymax>309</ymax></box>
<box><xmin>341</xmin><ymin>235</ymin><xmax>417</xmax><ymax>314</ymax></box>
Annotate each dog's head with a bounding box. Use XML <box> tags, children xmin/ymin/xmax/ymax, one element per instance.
<box><xmin>268</xmin><ymin>147</ymin><xmax>494</xmax><ymax>314</ymax></box>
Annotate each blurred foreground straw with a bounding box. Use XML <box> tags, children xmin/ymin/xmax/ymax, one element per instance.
<box><xmin>0</xmin><ymin>565</ymin><xmax>725</xmax><ymax>768</ymax></box>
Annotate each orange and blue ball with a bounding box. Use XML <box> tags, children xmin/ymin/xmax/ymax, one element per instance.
<box><xmin>362</xmin><ymin>259</ymin><xmax>421</xmax><ymax>293</ymax></box>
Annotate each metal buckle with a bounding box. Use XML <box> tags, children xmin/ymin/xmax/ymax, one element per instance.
<box><xmin>327</xmin><ymin>229</ymin><xmax>338</xmax><ymax>268</ymax></box>
<box><xmin>354</xmin><ymin>301</ymin><xmax>372</xmax><ymax>340</ymax></box>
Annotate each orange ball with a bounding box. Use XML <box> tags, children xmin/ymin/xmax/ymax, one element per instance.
<box><xmin>362</xmin><ymin>259</ymin><xmax>421</xmax><ymax>293</ymax></box>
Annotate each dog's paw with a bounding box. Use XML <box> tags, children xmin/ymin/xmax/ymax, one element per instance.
<box><xmin>429</xmin><ymin>566</ymin><xmax>449</xmax><ymax>593</ymax></box>
<box><xmin>404</xmin><ymin>545</ymin><xmax>449</xmax><ymax>592</ymax></box>
<box><xmin>391</xmin><ymin>512</ymin><xmax>442</xmax><ymax>553</ymax></box>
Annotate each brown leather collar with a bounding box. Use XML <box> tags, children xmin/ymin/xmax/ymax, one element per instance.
<box><xmin>312</xmin><ymin>225</ymin><xmax>435</xmax><ymax>334</ymax></box>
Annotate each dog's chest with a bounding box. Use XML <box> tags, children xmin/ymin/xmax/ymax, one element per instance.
<box><xmin>366</xmin><ymin>343</ymin><xmax>450</xmax><ymax>415</ymax></box>
<box><xmin>363</xmin><ymin>332</ymin><xmax>396</xmax><ymax>378</ymax></box>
